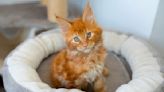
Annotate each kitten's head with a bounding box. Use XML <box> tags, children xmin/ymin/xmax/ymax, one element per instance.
<box><xmin>56</xmin><ymin>3</ymin><xmax>102</xmax><ymax>53</ymax></box>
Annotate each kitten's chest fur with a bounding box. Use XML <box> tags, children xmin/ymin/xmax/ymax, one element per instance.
<box><xmin>66</xmin><ymin>57</ymin><xmax>104</xmax><ymax>87</ymax></box>
<box><xmin>80</xmin><ymin>61</ymin><xmax>104</xmax><ymax>83</ymax></box>
<box><xmin>51</xmin><ymin>47</ymin><xmax>107</xmax><ymax>88</ymax></box>
<box><xmin>75</xmin><ymin>50</ymin><xmax>106</xmax><ymax>83</ymax></box>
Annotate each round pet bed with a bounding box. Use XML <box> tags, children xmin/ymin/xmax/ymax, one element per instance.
<box><xmin>2</xmin><ymin>29</ymin><xmax>164</xmax><ymax>92</ymax></box>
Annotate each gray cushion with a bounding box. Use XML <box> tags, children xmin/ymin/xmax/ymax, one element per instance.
<box><xmin>37</xmin><ymin>52</ymin><xmax>130</xmax><ymax>92</ymax></box>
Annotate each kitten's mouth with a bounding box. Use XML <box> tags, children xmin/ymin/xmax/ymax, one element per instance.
<box><xmin>77</xmin><ymin>47</ymin><xmax>93</xmax><ymax>53</ymax></box>
<box><xmin>83</xmin><ymin>48</ymin><xmax>92</xmax><ymax>53</ymax></box>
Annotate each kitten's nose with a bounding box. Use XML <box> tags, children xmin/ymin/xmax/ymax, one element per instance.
<box><xmin>83</xmin><ymin>42</ymin><xmax>88</xmax><ymax>47</ymax></box>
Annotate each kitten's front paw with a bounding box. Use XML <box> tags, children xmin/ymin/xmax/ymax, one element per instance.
<box><xmin>102</xmin><ymin>67</ymin><xmax>109</xmax><ymax>77</ymax></box>
<box><xmin>94</xmin><ymin>77</ymin><xmax>106</xmax><ymax>92</ymax></box>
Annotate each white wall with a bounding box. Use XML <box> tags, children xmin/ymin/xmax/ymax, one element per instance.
<box><xmin>82</xmin><ymin>0</ymin><xmax>164</xmax><ymax>58</ymax></box>
<box><xmin>150</xmin><ymin>0</ymin><xmax>164</xmax><ymax>58</ymax></box>
<box><xmin>82</xmin><ymin>0</ymin><xmax>160</xmax><ymax>39</ymax></box>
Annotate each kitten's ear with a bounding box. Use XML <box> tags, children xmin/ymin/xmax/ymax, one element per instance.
<box><xmin>82</xmin><ymin>2</ymin><xmax>96</xmax><ymax>25</ymax></box>
<box><xmin>56</xmin><ymin>16</ymin><xmax>71</xmax><ymax>33</ymax></box>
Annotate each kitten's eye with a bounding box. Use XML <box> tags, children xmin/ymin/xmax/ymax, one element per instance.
<box><xmin>87</xmin><ymin>32</ymin><xmax>92</xmax><ymax>38</ymax></box>
<box><xmin>73</xmin><ymin>36</ymin><xmax>80</xmax><ymax>42</ymax></box>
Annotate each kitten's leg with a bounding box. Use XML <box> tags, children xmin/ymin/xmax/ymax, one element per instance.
<box><xmin>80</xmin><ymin>82</ymin><xmax>90</xmax><ymax>92</ymax></box>
<box><xmin>50</xmin><ymin>77</ymin><xmax>62</xmax><ymax>88</ymax></box>
<box><xmin>102</xmin><ymin>67</ymin><xmax>109</xmax><ymax>77</ymax></box>
<box><xmin>93</xmin><ymin>77</ymin><xmax>106</xmax><ymax>92</ymax></box>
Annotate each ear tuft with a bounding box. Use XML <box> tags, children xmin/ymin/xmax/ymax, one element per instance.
<box><xmin>82</xmin><ymin>2</ymin><xmax>96</xmax><ymax>25</ymax></box>
<box><xmin>55</xmin><ymin>15</ymin><xmax>71</xmax><ymax>33</ymax></box>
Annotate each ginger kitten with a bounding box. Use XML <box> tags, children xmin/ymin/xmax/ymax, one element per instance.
<box><xmin>50</xmin><ymin>3</ymin><xmax>108</xmax><ymax>92</ymax></box>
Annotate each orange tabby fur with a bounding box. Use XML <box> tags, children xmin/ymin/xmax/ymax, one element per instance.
<box><xmin>50</xmin><ymin>3</ymin><xmax>108</xmax><ymax>92</ymax></box>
